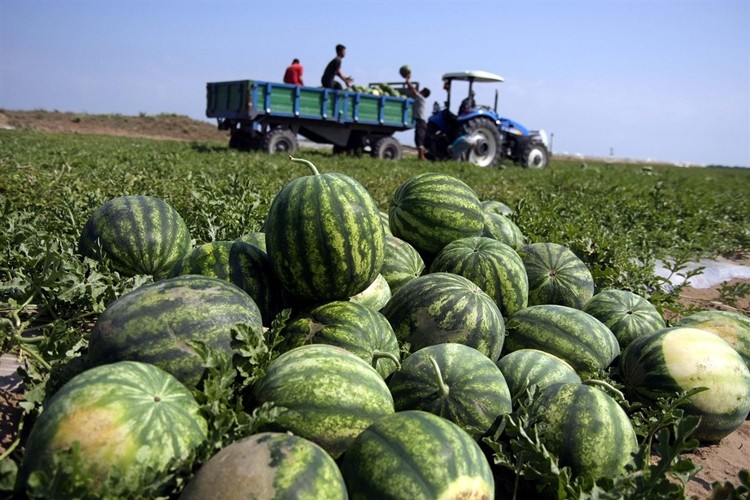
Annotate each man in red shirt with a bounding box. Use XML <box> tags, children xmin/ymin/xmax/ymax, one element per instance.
<box><xmin>283</xmin><ymin>59</ymin><xmax>304</xmax><ymax>86</ymax></box>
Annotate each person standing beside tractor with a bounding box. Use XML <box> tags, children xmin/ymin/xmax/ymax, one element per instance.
<box><xmin>321</xmin><ymin>44</ymin><xmax>352</xmax><ymax>89</ymax></box>
<box><xmin>449</xmin><ymin>132</ymin><xmax>482</xmax><ymax>161</ymax></box>
<box><xmin>283</xmin><ymin>59</ymin><xmax>304</xmax><ymax>86</ymax></box>
<box><xmin>403</xmin><ymin>67</ymin><xmax>431</xmax><ymax>161</ymax></box>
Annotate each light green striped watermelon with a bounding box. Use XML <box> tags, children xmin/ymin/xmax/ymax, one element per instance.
<box><xmin>88</xmin><ymin>275</ymin><xmax>264</xmax><ymax>388</ymax></box>
<box><xmin>619</xmin><ymin>327</ymin><xmax>750</xmax><ymax>442</ymax></box>
<box><xmin>429</xmin><ymin>236</ymin><xmax>528</xmax><ymax>318</ymax></box>
<box><xmin>78</xmin><ymin>195</ymin><xmax>191</xmax><ymax>279</ymax></box>
<box><xmin>381</xmin><ymin>234</ymin><xmax>425</xmax><ymax>294</ymax></box>
<box><xmin>389</xmin><ymin>172</ymin><xmax>484</xmax><ymax>257</ymax></box>
<box><xmin>238</xmin><ymin>231</ymin><xmax>267</xmax><ymax>251</ymax></box>
<box><xmin>170</xmin><ymin>240</ymin><xmax>233</xmax><ymax>279</ymax></box>
<box><xmin>497</xmin><ymin>348</ymin><xmax>582</xmax><ymax>401</ymax></box>
<box><xmin>179</xmin><ymin>432</ymin><xmax>347</xmax><ymax>500</ymax></box>
<box><xmin>339</xmin><ymin>410</ymin><xmax>494</xmax><ymax>499</ymax></box>
<box><xmin>519</xmin><ymin>242</ymin><xmax>595</xmax><ymax>309</ymax></box>
<box><xmin>481</xmin><ymin>200</ymin><xmax>524</xmax><ymax>249</ymax></box>
<box><xmin>278</xmin><ymin>300</ymin><xmax>401</xmax><ymax>379</ymax></box>
<box><xmin>584</xmin><ymin>289</ymin><xmax>666</xmax><ymax>349</ymax></box>
<box><xmin>381</xmin><ymin>272</ymin><xmax>506</xmax><ymax>362</ymax></box>
<box><xmin>264</xmin><ymin>158</ymin><xmax>385</xmax><ymax>303</ymax></box>
<box><xmin>504</xmin><ymin>304</ymin><xmax>620</xmax><ymax>377</ymax></box>
<box><xmin>18</xmin><ymin>361</ymin><xmax>206</xmax><ymax>497</ymax></box>
<box><xmin>249</xmin><ymin>344</ymin><xmax>394</xmax><ymax>458</ymax></box>
<box><xmin>349</xmin><ymin>273</ymin><xmax>391</xmax><ymax>311</ymax></box>
<box><xmin>379</xmin><ymin>210</ymin><xmax>393</xmax><ymax>236</ymax></box>
<box><xmin>388</xmin><ymin>343</ymin><xmax>511</xmax><ymax>438</ymax></box>
<box><xmin>532</xmin><ymin>383</ymin><xmax>638</xmax><ymax>480</ymax></box>
<box><xmin>674</xmin><ymin>310</ymin><xmax>750</xmax><ymax>370</ymax></box>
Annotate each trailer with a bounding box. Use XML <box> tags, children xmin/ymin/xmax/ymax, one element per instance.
<box><xmin>206</xmin><ymin>80</ymin><xmax>416</xmax><ymax>160</ymax></box>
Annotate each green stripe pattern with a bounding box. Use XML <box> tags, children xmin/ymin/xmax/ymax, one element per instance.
<box><xmin>19</xmin><ymin>361</ymin><xmax>206</xmax><ymax>496</ymax></box>
<box><xmin>389</xmin><ymin>173</ymin><xmax>484</xmax><ymax>256</ymax></box>
<box><xmin>89</xmin><ymin>275</ymin><xmax>264</xmax><ymax>388</ymax></box>
<box><xmin>279</xmin><ymin>300</ymin><xmax>401</xmax><ymax>379</ymax></box>
<box><xmin>339</xmin><ymin>410</ymin><xmax>494</xmax><ymax>499</ymax></box>
<box><xmin>381</xmin><ymin>272</ymin><xmax>506</xmax><ymax>362</ymax></box>
<box><xmin>533</xmin><ymin>383</ymin><xmax>638</xmax><ymax>479</ymax></box>
<box><xmin>180</xmin><ymin>432</ymin><xmax>347</xmax><ymax>500</ymax></box>
<box><xmin>250</xmin><ymin>344</ymin><xmax>395</xmax><ymax>459</ymax></box>
<box><xmin>584</xmin><ymin>289</ymin><xmax>666</xmax><ymax>349</ymax></box>
<box><xmin>388</xmin><ymin>343</ymin><xmax>512</xmax><ymax>438</ymax></box>
<box><xmin>381</xmin><ymin>235</ymin><xmax>425</xmax><ymax>294</ymax></box>
<box><xmin>78</xmin><ymin>195</ymin><xmax>191</xmax><ymax>279</ymax></box>
<box><xmin>675</xmin><ymin>310</ymin><xmax>750</xmax><ymax>370</ymax></box>
<box><xmin>504</xmin><ymin>304</ymin><xmax>620</xmax><ymax>377</ymax></box>
<box><xmin>265</xmin><ymin>172</ymin><xmax>385</xmax><ymax>303</ymax></box>
<box><xmin>481</xmin><ymin>200</ymin><xmax>525</xmax><ymax>250</ymax></box>
<box><xmin>170</xmin><ymin>240</ymin><xmax>233</xmax><ymax>279</ymax></box>
<box><xmin>497</xmin><ymin>348</ymin><xmax>582</xmax><ymax>401</ymax></box>
<box><xmin>430</xmin><ymin>236</ymin><xmax>529</xmax><ymax>318</ymax></box>
<box><xmin>229</xmin><ymin>240</ymin><xmax>286</xmax><ymax>327</ymax></box>
<box><xmin>519</xmin><ymin>242</ymin><xmax>595</xmax><ymax>309</ymax></box>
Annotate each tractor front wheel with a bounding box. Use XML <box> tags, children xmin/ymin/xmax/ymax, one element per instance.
<box><xmin>460</xmin><ymin>117</ymin><xmax>503</xmax><ymax>167</ymax></box>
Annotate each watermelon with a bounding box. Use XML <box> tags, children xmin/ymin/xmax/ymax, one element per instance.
<box><xmin>381</xmin><ymin>234</ymin><xmax>425</xmax><ymax>294</ymax></box>
<box><xmin>339</xmin><ymin>410</ymin><xmax>494</xmax><ymax>499</ymax></box>
<box><xmin>180</xmin><ymin>432</ymin><xmax>347</xmax><ymax>500</ymax></box>
<box><xmin>519</xmin><ymin>242</ymin><xmax>595</xmax><ymax>309</ymax></box>
<box><xmin>228</xmin><ymin>240</ymin><xmax>286</xmax><ymax>327</ymax></box>
<box><xmin>18</xmin><ymin>361</ymin><xmax>206</xmax><ymax>497</ymax></box>
<box><xmin>78</xmin><ymin>195</ymin><xmax>191</xmax><ymax>279</ymax></box>
<box><xmin>504</xmin><ymin>304</ymin><xmax>620</xmax><ymax>377</ymax></box>
<box><xmin>381</xmin><ymin>272</ymin><xmax>506</xmax><ymax>362</ymax></box>
<box><xmin>497</xmin><ymin>348</ymin><xmax>582</xmax><ymax>401</ymax></box>
<box><xmin>429</xmin><ymin>236</ymin><xmax>529</xmax><ymax>318</ymax></box>
<box><xmin>349</xmin><ymin>273</ymin><xmax>391</xmax><ymax>311</ymax></box>
<box><xmin>379</xmin><ymin>210</ymin><xmax>393</xmax><ymax>236</ymax></box>
<box><xmin>278</xmin><ymin>300</ymin><xmax>401</xmax><ymax>379</ymax></box>
<box><xmin>619</xmin><ymin>327</ymin><xmax>750</xmax><ymax>442</ymax></box>
<box><xmin>264</xmin><ymin>157</ymin><xmax>385</xmax><ymax>303</ymax></box>
<box><xmin>249</xmin><ymin>344</ymin><xmax>394</xmax><ymax>458</ymax></box>
<box><xmin>674</xmin><ymin>310</ymin><xmax>750</xmax><ymax>370</ymax></box>
<box><xmin>388</xmin><ymin>172</ymin><xmax>484</xmax><ymax>257</ymax></box>
<box><xmin>388</xmin><ymin>343</ymin><xmax>512</xmax><ymax>438</ymax></box>
<box><xmin>238</xmin><ymin>230</ymin><xmax>267</xmax><ymax>251</ymax></box>
<box><xmin>584</xmin><ymin>289</ymin><xmax>666</xmax><ymax>349</ymax></box>
<box><xmin>532</xmin><ymin>383</ymin><xmax>638</xmax><ymax>480</ymax></box>
<box><xmin>170</xmin><ymin>240</ymin><xmax>233</xmax><ymax>279</ymax></box>
<box><xmin>481</xmin><ymin>200</ymin><xmax>524</xmax><ymax>249</ymax></box>
<box><xmin>88</xmin><ymin>275</ymin><xmax>264</xmax><ymax>388</ymax></box>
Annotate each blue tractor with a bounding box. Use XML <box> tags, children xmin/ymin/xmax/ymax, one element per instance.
<box><xmin>425</xmin><ymin>70</ymin><xmax>550</xmax><ymax>168</ymax></box>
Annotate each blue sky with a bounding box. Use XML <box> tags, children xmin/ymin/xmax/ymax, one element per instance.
<box><xmin>1</xmin><ymin>1</ymin><xmax>748</xmax><ymax>167</ymax></box>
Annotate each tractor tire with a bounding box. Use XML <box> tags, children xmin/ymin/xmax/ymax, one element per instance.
<box><xmin>521</xmin><ymin>139</ymin><xmax>549</xmax><ymax>169</ymax></box>
<box><xmin>371</xmin><ymin>136</ymin><xmax>402</xmax><ymax>160</ymax></box>
<box><xmin>262</xmin><ymin>128</ymin><xmax>298</xmax><ymax>154</ymax></box>
<box><xmin>460</xmin><ymin>117</ymin><xmax>503</xmax><ymax>167</ymax></box>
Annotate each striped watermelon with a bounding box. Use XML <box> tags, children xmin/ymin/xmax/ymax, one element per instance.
<box><xmin>381</xmin><ymin>272</ymin><xmax>506</xmax><ymax>362</ymax></box>
<box><xmin>249</xmin><ymin>344</ymin><xmax>394</xmax><ymax>458</ymax></box>
<box><xmin>264</xmin><ymin>157</ymin><xmax>385</xmax><ymax>303</ymax></box>
<box><xmin>619</xmin><ymin>327</ymin><xmax>750</xmax><ymax>442</ymax></box>
<box><xmin>381</xmin><ymin>234</ymin><xmax>425</xmax><ymax>294</ymax></box>
<box><xmin>228</xmin><ymin>240</ymin><xmax>286</xmax><ymax>327</ymax></box>
<box><xmin>170</xmin><ymin>240</ymin><xmax>233</xmax><ymax>279</ymax></box>
<box><xmin>584</xmin><ymin>289</ymin><xmax>666</xmax><ymax>349</ymax></box>
<box><xmin>18</xmin><ymin>361</ymin><xmax>206</xmax><ymax>497</ymax></box>
<box><xmin>349</xmin><ymin>273</ymin><xmax>391</xmax><ymax>311</ymax></box>
<box><xmin>497</xmin><ymin>348</ymin><xmax>582</xmax><ymax>401</ymax></box>
<box><xmin>278</xmin><ymin>300</ymin><xmax>401</xmax><ymax>379</ymax></box>
<box><xmin>532</xmin><ymin>383</ymin><xmax>638</xmax><ymax>479</ymax></box>
<box><xmin>379</xmin><ymin>210</ymin><xmax>393</xmax><ymax>236</ymax></box>
<box><xmin>388</xmin><ymin>343</ymin><xmax>512</xmax><ymax>438</ymax></box>
<box><xmin>78</xmin><ymin>195</ymin><xmax>191</xmax><ymax>279</ymax></box>
<box><xmin>674</xmin><ymin>310</ymin><xmax>750</xmax><ymax>370</ymax></box>
<box><xmin>238</xmin><ymin>231</ymin><xmax>267</xmax><ymax>251</ymax></box>
<box><xmin>339</xmin><ymin>410</ymin><xmax>494</xmax><ymax>499</ymax></box>
<box><xmin>481</xmin><ymin>200</ymin><xmax>525</xmax><ymax>249</ymax></box>
<box><xmin>388</xmin><ymin>172</ymin><xmax>484</xmax><ymax>257</ymax></box>
<box><xmin>519</xmin><ymin>242</ymin><xmax>595</xmax><ymax>309</ymax></box>
<box><xmin>180</xmin><ymin>432</ymin><xmax>347</xmax><ymax>500</ymax></box>
<box><xmin>504</xmin><ymin>304</ymin><xmax>620</xmax><ymax>377</ymax></box>
<box><xmin>88</xmin><ymin>275</ymin><xmax>263</xmax><ymax>388</ymax></box>
<box><xmin>429</xmin><ymin>236</ymin><xmax>529</xmax><ymax>318</ymax></box>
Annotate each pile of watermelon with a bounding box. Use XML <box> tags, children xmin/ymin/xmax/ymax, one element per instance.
<box><xmin>15</xmin><ymin>157</ymin><xmax>750</xmax><ymax>498</ymax></box>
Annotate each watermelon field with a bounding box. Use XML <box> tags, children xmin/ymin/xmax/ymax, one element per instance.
<box><xmin>1</xmin><ymin>126</ymin><xmax>750</xmax><ymax>499</ymax></box>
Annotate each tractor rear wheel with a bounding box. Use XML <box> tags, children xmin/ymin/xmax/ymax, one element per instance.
<box><xmin>460</xmin><ymin>117</ymin><xmax>503</xmax><ymax>167</ymax></box>
<box><xmin>371</xmin><ymin>137</ymin><xmax>402</xmax><ymax>160</ymax></box>
<box><xmin>262</xmin><ymin>128</ymin><xmax>299</xmax><ymax>154</ymax></box>
<box><xmin>522</xmin><ymin>140</ymin><xmax>549</xmax><ymax>169</ymax></box>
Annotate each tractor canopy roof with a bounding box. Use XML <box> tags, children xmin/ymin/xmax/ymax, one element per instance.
<box><xmin>441</xmin><ymin>70</ymin><xmax>505</xmax><ymax>83</ymax></box>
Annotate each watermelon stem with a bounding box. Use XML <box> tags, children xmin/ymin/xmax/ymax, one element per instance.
<box><xmin>429</xmin><ymin>356</ymin><xmax>450</xmax><ymax>397</ymax></box>
<box><xmin>583</xmin><ymin>378</ymin><xmax>625</xmax><ymax>401</ymax></box>
<box><xmin>371</xmin><ymin>351</ymin><xmax>401</xmax><ymax>371</ymax></box>
<box><xmin>289</xmin><ymin>156</ymin><xmax>320</xmax><ymax>176</ymax></box>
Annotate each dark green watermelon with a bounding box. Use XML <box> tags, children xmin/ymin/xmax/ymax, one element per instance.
<box><xmin>584</xmin><ymin>289</ymin><xmax>666</xmax><ymax>349</ymax></box>
<box><xmin>381</xmin><ymin>234</ymin><xmax>425</xmax><ymax>294</ymax></box>
<box><xmin>481</xmin><ymin>200</ymin><xmax>524</xmax><ymax>249</ymax></box>
<box><xmin>170</xmin><ymin>240</ymin><xmax>233</xmax><ymax>279</ymax></box>
<box><xmin>519</xmin><ymin>242</ymin><xmax>595</xmax><ymax>309</ymax></box>
<box><xmin>497</xmin><ymin>348</ymin><xmax>582</xmax><ymax>401</ymax></box>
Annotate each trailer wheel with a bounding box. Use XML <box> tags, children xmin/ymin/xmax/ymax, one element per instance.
<box><xmin>371</xmin><ymin>137</ymin><xmax>402</xmax><ymax>160</ymax></box>
<box><xmin>522</xmin><ymin>140</ymin><xmax>549</xmax><ymax>169</ymax></box>
<box><xmin>460</xmin><ymin>117</ymin><xmax>503</xmax><ymax>167</ymax></box>
<box><xmin>263</xmin><ymin>128</ymin><xmax>299</xmax><ymax>154</ymax></box>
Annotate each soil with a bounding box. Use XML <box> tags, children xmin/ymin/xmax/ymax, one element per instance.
<box><xmin>1</xmin><ymin>109</ymin><xmax>748</xmax><ymax>498</ymax></box>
